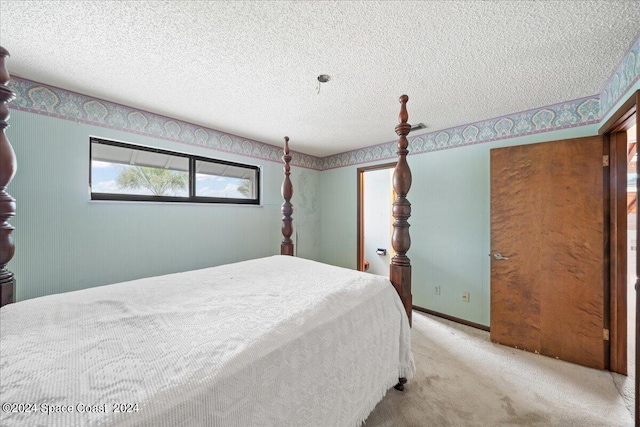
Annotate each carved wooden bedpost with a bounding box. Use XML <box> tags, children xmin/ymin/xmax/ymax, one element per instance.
<box><xmin>391</xmin><ymin>95</ymin><xmax>412</xmax><ymax>326</ymax></box>
<box><xmin>0</xmin><ymin>46</ymin><xmax>16</xmax><ymax>307</ymax></box>
<box><xmin>281</xmin><ymin>136</ymin><xmax>294</xmax><ymax>256</ymax></box>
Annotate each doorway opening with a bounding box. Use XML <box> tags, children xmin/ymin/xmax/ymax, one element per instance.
<box><xmin>600</xmin><ymin>91</ymin><xmax>638</xmax><ymax>422</ymax></box>
<box><xmin>624</xmin><ymin>123</ymin><xmax>637</xmax><ymax>412</ymax></box>
<box><xmin>357</xmin><ymin>162</ymin><xmax>396</xmax><ymax>274</ymax></box>
<box><xmin>607</xmin><ymin>115</ymin><xmax>636</xmax><ymax>375</ymax></box>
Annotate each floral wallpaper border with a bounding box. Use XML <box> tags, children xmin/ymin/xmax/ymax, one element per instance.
<box><xmin>321</xmin><ymin>95</ymin><xmax>600</xmax><ymax>170</ymax></box>
<box><xmin>7</xmin><ymin>31</ymin><xmax>639</xmax><ymax>171</ymax></box>
<box><xmin>8</xmin><ymin>77</ymin><xmax>324</xmax><ymax>171</ymax></box>
<box><xmin>600</xmin><ymin>33</ymin><xmax>640</xmax><ymax>117</ymax></box>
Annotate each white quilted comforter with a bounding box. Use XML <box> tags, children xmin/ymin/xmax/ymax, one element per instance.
<box><xmin>0</xmin><ymin>256</ymin><xmax>414</xmax><ymax>427</ymax></box>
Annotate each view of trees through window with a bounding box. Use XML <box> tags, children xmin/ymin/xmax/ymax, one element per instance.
<box><xmin>90</xmin><ymin>138</ymin><xmax>259</xmax><ymax>204</ymax></box>
<box><xmin>116</xmin><ymin>166</ymin><xmax>188</xmax><ymax>196</ymax></box>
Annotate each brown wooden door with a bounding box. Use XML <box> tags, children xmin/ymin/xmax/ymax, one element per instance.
<box><xmin>490</xmin><ymin>136</ymin><xmax>606</xmax><ymax>370</ymax></box>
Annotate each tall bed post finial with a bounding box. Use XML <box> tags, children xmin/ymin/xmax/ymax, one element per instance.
<box><xmin>0</xmin><ymin>46</ymin><xmax>16</xmax><ymax>307</ymax></box>
<box><xmin>281</xmin><ymin>136</ymin><xmax>294</xmax><ymax>256</ymax></box>
<box><xmin>391</xmin><ymin>94</ymin><xmax>412</xmax><ymax>326</ymax></box>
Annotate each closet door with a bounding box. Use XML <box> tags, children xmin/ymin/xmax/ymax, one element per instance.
<box><xmin>490</xmin><ymin>136</ymin><xmax>605</xmax><ymax>369</ymax></box>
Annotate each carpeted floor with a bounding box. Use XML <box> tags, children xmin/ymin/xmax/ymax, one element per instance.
<box><xmin>364</xmin><ymin>311</ymin><xmax>633</xmax><ymax>427</ymax></box>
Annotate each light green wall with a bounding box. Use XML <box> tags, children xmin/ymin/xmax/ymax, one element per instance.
<box><xmin>6</xmin><ymin>110</ymin><xmax>320</xmax><ymax>301</ymax></box>
<box><xmin>319</xmin><ymin>124</ymin><xmax>601</xmax><ymax>326</ymax></box>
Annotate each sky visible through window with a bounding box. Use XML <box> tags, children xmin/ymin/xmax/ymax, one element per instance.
<box><xmin>92</xmin><ymin>161</ymin><xmax>249</xmax><ymax>198</ymax></box>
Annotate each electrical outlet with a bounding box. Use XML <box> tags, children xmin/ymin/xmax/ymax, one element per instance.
<box><xmin>434</xmin><ymin>286</ymin><xmax>440</xmax><ymax>295</ymax></box>
<box><xmin>462</xmin><ymin>292</ymin><xmax>470</xmax><ymax>303</ymax></box>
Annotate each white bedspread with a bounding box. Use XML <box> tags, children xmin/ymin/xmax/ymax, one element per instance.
<box><xmin>0</xmin><ymin>256</ymin><xmax>414</xmax><ymax>427</ymax></box>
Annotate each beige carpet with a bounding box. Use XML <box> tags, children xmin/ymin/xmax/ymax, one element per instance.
<box><xmin>364</xmin><ymin>311</ymin><xmax>633</xmax><ymax>427</ymax></box>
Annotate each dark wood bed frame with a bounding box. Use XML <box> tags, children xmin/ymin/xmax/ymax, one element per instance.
<box><xmin>279</xmin><ymin>96</ymin><xmax>413</xmax><ymax>391</ymax></box>
<box><xmin>279</xmin><ymin>96</ymin><xmax>413</xmax><ymax>325</ymax></box>
<box><xmin>0</xmin><ymin>47</ymin><xmax>16</xmax><ymax>308</ymax></box>
<box><xmin>0</xmin><ymin>46</ymin><xmax>412</xmax><ymax>367</ymax></box>
<box><xmin>279</xmin><ymin>96</ymin><xmax>414</xmax><ymax>330</ymax></box>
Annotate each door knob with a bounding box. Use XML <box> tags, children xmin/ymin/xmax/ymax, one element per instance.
<box><xmin>492</xmin><ymin>253</ymin><xmax>509</xmax><ymax>261</ymax></box>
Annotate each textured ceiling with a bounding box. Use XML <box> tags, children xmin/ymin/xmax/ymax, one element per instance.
<box><xmin>0</xmin><ymin>1</ymin><xmax>639</xmax><ymax>157</ymax></box>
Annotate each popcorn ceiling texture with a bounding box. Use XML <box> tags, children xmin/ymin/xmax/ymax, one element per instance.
<box><xmin>2</xmin><ymin>1</ymin><xmax>640</xmax><ymax>165</ymax></box>
<box><xmin>8</xmin><ymin>77</ymin><xmax>601</xmax><ymax>170</ymax></box>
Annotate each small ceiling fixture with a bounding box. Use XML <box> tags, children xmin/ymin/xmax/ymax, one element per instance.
<box><xmin>316</xmin><ymin>74</ymin><xmax>330</xmax><ymax>94</ymax></box>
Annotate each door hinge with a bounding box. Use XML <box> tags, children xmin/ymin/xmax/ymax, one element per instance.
<box><xmin>602</xmin><ymin>155</ymin><xmax>609</xmax><ymax>167</ymax></box>
<box><xmin>604</xmin><ymin>329</ymin><xmax>610</xmax><ymax>340</ymax></box>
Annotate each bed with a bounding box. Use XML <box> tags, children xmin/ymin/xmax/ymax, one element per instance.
<box><xmin>0</xmin><ymin>47</ymin><xmax>415</xmax><ymax>426</ymax></box>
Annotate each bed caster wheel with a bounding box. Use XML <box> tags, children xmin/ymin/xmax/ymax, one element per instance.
<box><xmin>394</xmin><ymin>377</ymin><xmax>407</xmax><ymax>391</ymax></box>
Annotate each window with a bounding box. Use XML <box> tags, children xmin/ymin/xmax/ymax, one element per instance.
<box><xmin>90</xmin><ymin>138</ymin><xmax>260</xmax><ymax>204</ymax></box>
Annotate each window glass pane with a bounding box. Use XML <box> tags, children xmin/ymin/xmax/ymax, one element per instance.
<box><xmin>195</xmin><ymin>160</ymin><xmax>257</xmax><ymax>199</ymax></box>
<box><xmin>91</xmin><ymin>142</ymin><xmax>188</xmax><ymax>197</ymax></box>
<box><xmin>90</xmin><ymin>138</ymin><xmax>259</xmax><ymax>204</ymax></box>
<box><xmin>91</xmin><ymin>163</ymin><xmax>189</xmax><ymax>196</ymax></box>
